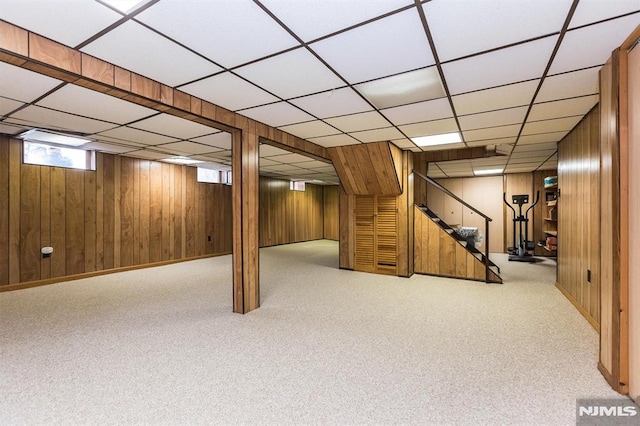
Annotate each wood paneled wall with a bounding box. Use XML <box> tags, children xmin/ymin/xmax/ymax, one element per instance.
<box><xmin>627</xmin><ymin>38</ymin><xmax>640</xmax><ymax>403</ymax></box>
<box><xmin>414</xmin><ymin>206</ymin><xmax>501</xmax><ymax>283</ymax></box>
<box><xmin>323</xmin><ymin>185</ymin><xmax>339</xmax><ymax>241</ymax></box>
<box><xmin>0</xmin><ymin>137</ymin><xmax>232</xmax><ymax>287</ymax></box>
<box><xmin>328</xmin><ymin>142</ymin><xmax>402</xmax><ymax>195</ymax></box>
<box><xmin>556</xmin><ymin>106</ymin><xmax>600</xmax><ymax>329</ymax></box>
<box><xmin>258</xmin><ymin>177</ymin><xmax>324</xmax><ymax>247</ymax></box>
<box><xmin>426</xmin><ymin>176</ymin><xmax>504</xmax><ymax>253</ymax></box>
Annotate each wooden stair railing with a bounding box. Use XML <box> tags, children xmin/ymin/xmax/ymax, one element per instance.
<box><xmin>413</xmin><ymin>170</ymin><xmax>500</xmax><ymax>284</ymax></box>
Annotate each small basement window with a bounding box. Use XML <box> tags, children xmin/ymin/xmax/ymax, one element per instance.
<box><xmin>23</xmin><ymin>141</ymin><xmax>96</xmax><ymax>171</ymax></box>
<box><xmin>197</xmin><ymin>167</ymin><xmax>221</xmax><ymax>183</ymax></box>
<box><xmin>290</xmin><ymin>181</ymin><xmax>306</xmax><ymax>191</ymax></box>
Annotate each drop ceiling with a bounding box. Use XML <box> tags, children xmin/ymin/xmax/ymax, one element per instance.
<box><xmin>0</xmin><ymin>0</ymin><xmax>638</xmax><ymax>179</ymax></box>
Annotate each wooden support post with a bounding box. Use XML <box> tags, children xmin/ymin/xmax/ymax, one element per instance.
<box><xmin>232</xmin><ymin>125</ymin><xmax>259</xmax><ymax>314</ymax></box>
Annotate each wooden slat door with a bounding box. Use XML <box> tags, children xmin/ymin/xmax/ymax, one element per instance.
<box><xmin>376</xmin><ymin>196</ymin><xmax>397</xmax><ymax>274</ymax></box>
<box><xmin>355</xmin><ymin>196</ymin><xmax>375</xmax><ymax>273</ymax></box>
<box><xmin>354</xmin><ymin>195</ymin><xmax>398</xmax><ymax>275</ymax></box>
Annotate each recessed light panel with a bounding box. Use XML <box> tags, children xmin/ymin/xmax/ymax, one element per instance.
<box><xmin>411</xmin><ymin>132</ymin><xmax>462</xmax><ymax>147</ymax></box>
<box><xmin>474</xmin><ymin>168</ymin><xmax>504</xmax><ymax>176</ymax></box>
<box><xmin>355</xmin><ymin>67</ymin><xmax>445</xmax><ymax>109</ymax></box>
<box><xmin>19</xmin><ymin>129</ymin><xmax>91</xmax><ymax>146</ymax></box>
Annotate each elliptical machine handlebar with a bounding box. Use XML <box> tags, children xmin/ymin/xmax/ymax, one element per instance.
<box><xmin>524</xmin><ymin>191</ymin><xmax>540</xmax><ymax>218</ymax></box>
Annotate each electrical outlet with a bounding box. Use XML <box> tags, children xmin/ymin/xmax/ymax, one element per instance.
<box><xmin>587</xmin><ymin>269</ymin><xmax>591</xmax><ymax>283</ymax></box>
<box><xmin>208</xmin><ymin>235</ymin><xmax>211</xmax><ymax>242</ymax></box>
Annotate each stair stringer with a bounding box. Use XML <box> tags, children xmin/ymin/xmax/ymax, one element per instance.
<box><xmin>414</xmin><ymin>206</ymin><xmax>502</xmax><ymax>283</ymax></box>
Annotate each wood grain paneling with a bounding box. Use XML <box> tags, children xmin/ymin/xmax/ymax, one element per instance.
<box><xmin>328</xmin><ymin>142</ymin><xmax>402</xmax><ymax>196</ymax></box>
<box><xmin>339</xmin><ymin>185</ymin><xmax>355</xmax><ymax>270</ymax></box>
<box><xmin>557</xmin><ymin>106</ymin><xmax>600</xmax><ymax>329</ymax></box>
<box><xmin>0</xmin><ymin>139</ymin><xmax>233</xmax><ymax>288</ymax></box>
<box><xmin>323</xmin><ymin>185</ymin><xmax>339</xmax><ymax>241</ymax></box>
<box><xmin>414</xmin><ymin>206</ymin><xmax>500</xmax><ymax>283</ymax></box>
<box><xmin>627</xmin><ymin>40</ymin><xmax>640</xmax><ymax>402</ymax></box>
<box><xmin>259</xmin><ymin>177</ymin><xmax>324</xmax><ymax>247</ymax></box>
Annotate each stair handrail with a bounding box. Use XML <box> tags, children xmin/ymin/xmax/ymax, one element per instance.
<box><xmin>413</xmin><ymin>170</ymin><xmax>492</xmax><ymax>222</ymax></box>
<box><xmin>413</xmin><ymin>170</ymin><xmax>495</xmax><ymax>283</ymax></box>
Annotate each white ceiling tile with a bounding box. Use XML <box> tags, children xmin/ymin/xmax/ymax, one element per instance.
<box><xmin>235</xmin><ymin>49</ymin><xmax>345</xmax><ymax>99</ymax></box>
<box><xmin>518</xmin><ymin>131</ymin><xmax>568</xmax><ymax>145</ymax></box>
<box><xmin>452</xmin><ymin>80</ymin><xmax>539</xmax><ymax>115</ymax></box>
<box><xmin>260</xmin><ymin>144</ymin><xmax>292</xmax><ymax>157</ymax></box>
<box><xmin>295</xmin><ymin>160</ymin><xmax>332</xmax><ymax>169</ymax></box>
<box><xmin>0</xmin><ymin>97</ymin><xmax>24</xmax><ymax>116</ymax></box>
<box><xmin>325</xmin><ymin>111</ymin><xmax>391</xmax><ymax>133</ymax></box>
<box><xmin>399</xmin><ymin>118</ymin><xmax>458</xmax><ymax>138</ymax></box>
<box><xmin>391</xmin><ymin>138</ymin><xmax>417</xmax><ymax>149</ymax></box>
<box><xmin>259</xmin><ymin>158</ymin><xmax>280</xmax><ymax>167</ymax></box>
<box><xmin>123</xmin><ymin>149</ymin><xmax>172</xmax><ymax>160</ymax></box>
<box><xmin>0</xmin><ymin>122</ymin><xmax>29</xmax><ymax>136</ymax></box>
<box><xmin>513</xmin><ymin>142</ymin><xmax>558</xmax><ymax>152</ymax></box>
<box><xmin>355</xmin><ymin>67</ymin><xmax>445</xmax><ymax>109</ymax></box>
<box><xmin>137</xmin><ymin>0</ymin><xmax>298</xmax><ymax>68</ymax></box>
<box><xmin>262</xmin><ymin>164</ymin><xmax>306</xmax><ymax>172</ymax></box>
<box><xmin>180</xmin><ymin>73</ymin><xmax>279</xmax><ymax>111</ymax></box>
<box><xmin>155</xmin><ymin>141</ymin><xmax>221</xmax><ymax>156</ymax></box>
<box><xmin>96</xmin><ymin>126</ymin><xmax>179</xmax><ymax>146</ymax></box>
<box><xmin>239</xmin><ymin>102</ymin><xmax>314</xmax><ymax>127</ymax></box>
<box><xmin>279</xmin><ymin>120</ymin><xmax>340</xmax><ymax>139</ymax></box>
<box><xmin>260</xmin><ymin>0</ymin><xmax>412</xmax><ymax>41</ymax></box>
<box><xmin>307</xmin><ymin>133</ymin><xmax>361</xmax><ymax>147</ymax></box>
<box><xmin>37</xmin><ymin>84</ymin><xmax>157</xmax><ymax>124</ymax></box>
<box><xmin>529</xmin><ymin>95</ymin><xmax>598</xmax><ymax>121</ymax></box>
<box><xmin>9</xmin><ymin>106</ymin><xmax>116</xmax><ymax>134</ymax></box>
<box><xmin>0</xmin><ymin>63</ymin><xmax>62</xmax><ymax>103</ymax></box>
<box><xmin>570</xmin><ymin>0</ymin><xmax>640</xmax><ymax>28</ymax></box>
<box><xmin>443</xmin><ymin>36</ymin><xmax>557</xmax><ymax>95</ymax></box>
<box><xmin>466</xmin><ymin>137</ymin><xmax>517</xmax><ymax>147</ymax></box>
<box><xmin>349</xmin><ymin>127</ymin><xmax>404</xmax><ymax>143</ymax></box>
<box><xmin>81</xmin><ymin>21</ymin><xmax>222</xmax><ymax>87</ymax></box>
<box><xmin>130</xmin><ymin>114</ymin><xmax>218</xmax><ymax>139</ymax></box>
<box><xmin>290</xmin><ymin>87</ymin><xmax>372</xmax><ymax>118</ymax></box>
<box><xmin>464</xmin><ymin>125</ymin><xmax>521</xmax><ymax>142</ymax></box>
<box><xmin>459</xmin><ymin>106</ymin><xmax>528</xmax><ymax>131</ymax></box>
<box><xmin>0</xmin><ymin>0</ymin><xmax>121</xmax><ymax>47</ymax></box>
<box><xmin>191</xmin><ymin>133</ymin><xmax>232</xmax><ymax>150</ymax></box>
<box><xmin>537</xmin><ymin>67</ymin><xmax>600</xmax><ymax>102</ymax></box>
<box><xmin>266</xmin><ymin>153</ymin><xmax>315</xmax><ymax>164</ymax></box>
<box><xmin>510</xmin><ymin>150</ymin><xmax>557</xmax><ymax>159</ymax></box>
<box><xmin>83</xmin><ymin>141</ymin><xmax>139</xmax><ymax>154</ymax></box>
<box><xmin>424</xmin><ymin>0</ymin><xmax>572</xmax><ymax>62</ymax></box>
<box><xmin>381</xmin><ymin>97</ymin><xmax>453</xmax><ymax>126</ymax></box>
<box><xmin>310</xmin><ymin>9</ymin><xmax>435</xmax><ymax>83</ymax></box>
<box><xmin>522</xmin><ymin>116</ymin><xmax>582</xmax><ymax>135</ymax></box>
<box><xmin>549</xmin><ymin>14</ymin><xmax>640</xmax><ymax>74</ymax></box>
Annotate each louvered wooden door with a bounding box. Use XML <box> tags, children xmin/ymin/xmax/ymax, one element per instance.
<box><xmin>354</xmin><ymin>195</ymin><xmax>398</xmax><ymax>275</ymax></box>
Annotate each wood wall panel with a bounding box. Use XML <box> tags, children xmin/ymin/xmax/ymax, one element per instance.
<box><xmin>0</xmin><ymin>138</ymin><xmax>234</xmax><ymax>287</ymax></box>
<box><xmin>328</xmin><ymin>142</ymin><xmax>402</xmax><ymax>196</ymax></box>
<box><xmin>258</xmin><ymin>177</ymin><xmax>324</xmax><ymax>247</ymax></box>
<box><xmin>557</xmin><ymin>106</ymin><xmax>600</xmax><ymax>329</ymax></box>
<box><xmin>413</xmin><ymin>206</ymin><xmax>500</xmax><ymax>283</ymax></box>
<box><xmin>627</xmin><ymin>40</ymin><xmax>640</xmax><ymax>402</ymax></box>
<box><xmin>323</xmin><ymin>185</ymin><xmax>339</xmax><ymax>241</ymax></box>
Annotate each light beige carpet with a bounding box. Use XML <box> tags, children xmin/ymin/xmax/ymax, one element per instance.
<box><xmin>0</xmin><ymin>240</ymin><xmax>624</xmax><ymax>425</ymax></box>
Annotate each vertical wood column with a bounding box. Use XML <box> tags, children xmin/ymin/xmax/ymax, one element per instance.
<box><xmin>413</xmin><ymin>152</ymin><xmax>427</xmax><ymax>207</ymax></box>
<box><xmin>338</xmin><ymin>184</ymin><xmax>355</xmax><ymax>270</ymax></box>
<box><xmin>232</xmin><ymin>122</ymin><xmax>259</xmax><ymax>314</ymax></box>
<box><xmin>397</xmin><ymin>150</ymin><xmax>414</xmax><ymax>277</ymax></box>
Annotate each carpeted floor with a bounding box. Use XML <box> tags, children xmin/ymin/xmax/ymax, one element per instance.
<box><xmin>0</xmin><ymin>240</ymin><xmax>625</xmax><ymax>425</ymax></box>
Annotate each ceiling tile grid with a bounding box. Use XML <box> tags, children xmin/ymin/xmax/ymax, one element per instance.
<box><xmin>1</xmin><ymin>1</ymin><xmax>637</xmax><ymax>179</ymax></box>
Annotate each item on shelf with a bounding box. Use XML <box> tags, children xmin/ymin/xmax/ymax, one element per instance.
<box><xmin>544</xmin><ymin>176</ymin><xmax>558</xmax><ymax>187</ymax></box>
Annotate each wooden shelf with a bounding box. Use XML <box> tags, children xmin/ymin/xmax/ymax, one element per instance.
<box><xmin>544</xmin><ymin>218</ymin><xmax>557</xmax><ymax>222</ymax></box>
<box><xmin>537</xmin><ymin>242</ymin><xmax>557</xmax><ymax>252</ymax></box>
<box><xmin>546</xmin><ymin>200</ymin><xmax>557</xmax><ymax>207</ymax></box>
<box><xmin>544</xmin><ymin>230</ymin><xmax>558</xmax><ymax>236</ymax></box>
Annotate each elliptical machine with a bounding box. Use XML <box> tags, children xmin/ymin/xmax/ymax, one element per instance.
<box><xmin>503</xmin><ymin>191</ymin><xmax>539</xmax><ymax>262</ymax></box>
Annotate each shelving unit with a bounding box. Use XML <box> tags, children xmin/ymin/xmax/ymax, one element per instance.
<box><xmin>540</xmin><ymin>181</ymin><xmax>558</xmax><ymax>255</ymax></box>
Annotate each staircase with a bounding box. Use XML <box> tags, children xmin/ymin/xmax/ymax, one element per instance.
<box><xmin>413</xmin><ymin>170</ymin><xmax>502</xmax><ymax>284</ymax></box>
<box><xmin>416</xmin><ymin>206</ymin><xmax>502</xmax><ymax>283</ymax></box>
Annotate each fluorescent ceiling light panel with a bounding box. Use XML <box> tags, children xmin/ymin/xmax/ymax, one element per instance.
<box><xmin>101</xmin><ymin>0</ymin><xmax>149</xmax><ymax>13</ymax></box>
<box><xmin>474</xmin><ymin>168</ymin><xmax>504</xmax><ymax>176</ymax></box>
<box><xmin>411</xmin><ymin>132</ymin><xmax>461</xmax><ymax>147</ymax></box>
<box><xmin>19</xmin><ymin>129</ymin><xmax>90</xmax><ymax>146</ymax></box>
<box><xmin>163</xmin><ymin>156</ymin><xmax>203</xmax><ymax>165</ymax></box>
<box><xmin>356</xmin><ymin>68</ymin><xmax>445</xmax><ymax>109</ymax></box>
